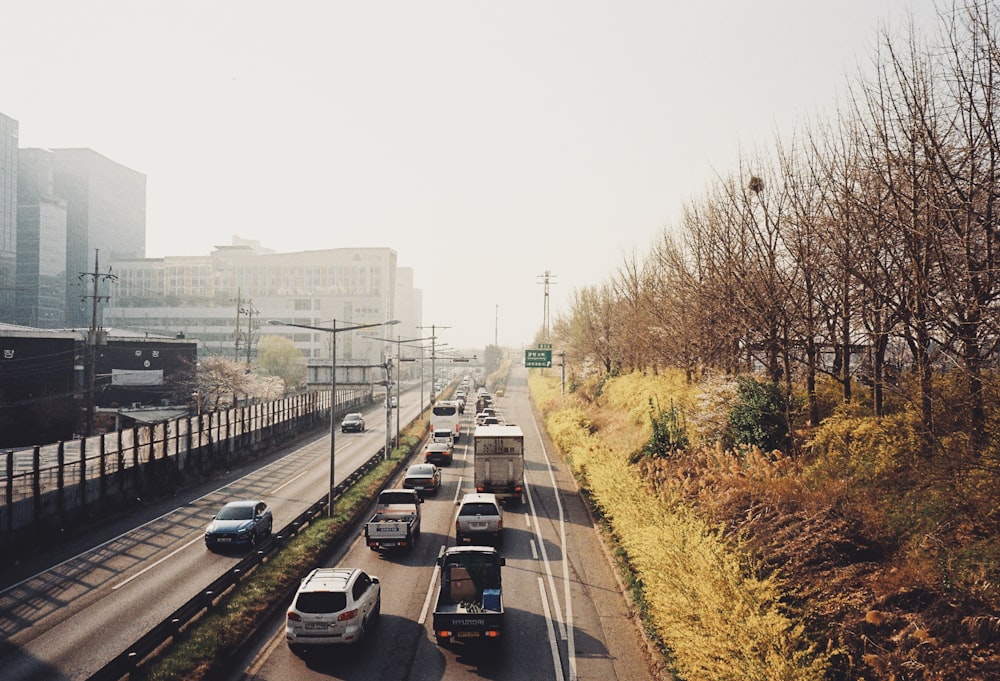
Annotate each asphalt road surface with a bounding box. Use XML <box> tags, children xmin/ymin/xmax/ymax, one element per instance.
<box><xmin>0</xmin><ymin>368</ymin><xmax>655</xmax><ymax>681</ymax></box>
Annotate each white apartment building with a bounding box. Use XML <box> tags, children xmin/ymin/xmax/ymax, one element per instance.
<box><xmin>105</xmin><ymin>240</ymin><xmax>420</xmax><ymax>379</ymax></box>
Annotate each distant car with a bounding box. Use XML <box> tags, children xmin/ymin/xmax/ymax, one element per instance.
<box><xmin>424</xmin><ymin>441</ymin><xmax>453</xmax><ymax>466</ymax></box>
<box><xmin>341</xmin><ymin>412</ymin><xmax>365</xmax><ymax>433</ymax></box>
<box><xmin>390</xmin><ymin>396</ymin><xmax>398</xmax><ymax>408</ymax></box>
<box><xmin>403</xmin><ymin>463</ymin><xmax>442</xmax><ymax>495</ymax></box>
<box><xmin>286</xmin><ymin>567</ymin><xmax>381</xmax><ymax>652</ymax></box>
<box><xmin>455</xmin><ymin>492</ymin><xmax>503</xmax><ymax>546</ymax></box>
<box><xmin>205</xmin><ymin>500</ymin><xmax>273</xmax><ymax>549</ymax></box>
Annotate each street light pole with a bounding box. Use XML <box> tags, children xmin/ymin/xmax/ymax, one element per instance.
<box><xmin>368</xmin><ymin>334</ymin><xmax>435</xmax><ymax>451</ymax></box>
<box><xmin>268</xmin><ymin>318</ymin><xmax>398</xmax><ymax>516</ymax></box>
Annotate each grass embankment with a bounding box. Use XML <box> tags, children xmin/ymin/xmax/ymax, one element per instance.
<box><xmin>137</xmin><ymin>421</ymin><xmax>429</xmax><ymax>681</ymax></box>
<box><xmin>529</xmin><ymin>371</ymin><xmax>830</xmax><ymax>681</ymax></box>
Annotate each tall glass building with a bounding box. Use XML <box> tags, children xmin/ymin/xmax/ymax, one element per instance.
<box><xmin>16</xmin><ymin>148</ymin><xmax>68</xmax><ymax>327</ymax></box>
<box><xmin>0</xmin><ymin>114</ymin><xmax>17</xmax><ymax>323</ymax></box>
<box><xmin>52</xmin><ymin>148</ymin><xmax>146</xmax><ymax>328</ymax></box>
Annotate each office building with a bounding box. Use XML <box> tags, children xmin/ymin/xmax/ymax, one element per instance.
<box><xmin>0</xmin><ymin>114</ymin><xmax>17</xmax><ymax>322</ymax></box>
<box><xmin>51</xmin><ymin>148</ymin><xmax>146</xmax><ymax>327</ymax></box>
<box><xmin>16</xmin><ymin>148</ymin><xmax>68</xmax><ymax>327</ymax></box>
<box><xmin>105</xmin><ymin>240</ymin><xmax>417</xmax><ymax>376</ymax></box>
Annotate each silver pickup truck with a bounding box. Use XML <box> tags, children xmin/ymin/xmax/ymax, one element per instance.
<box><xmin>363</xmin><ymin>489</ymin><xmax>422</xmax><ymax>551</ymax></box>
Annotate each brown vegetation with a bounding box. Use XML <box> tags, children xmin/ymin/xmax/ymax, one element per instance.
<box><xmin>534</xmin><ymin>369</ymin><xmax>1000</xmax><ymax>679</ymax></box>
<box><xmin>537</xmin><ymin>4</ymin><xmax>1000</xmax><ymax>678</ymax></box>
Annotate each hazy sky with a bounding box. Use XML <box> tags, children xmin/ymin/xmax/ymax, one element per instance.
<box><xmin>4</xmin><ymin>1</ymin><xmax>936</xmax><ymax>349</ymax></box>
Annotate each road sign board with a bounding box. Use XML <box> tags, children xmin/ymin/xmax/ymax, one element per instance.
<box><xmin>524</xmin><ymin>349</ymin><xmax>552</xmax><ymax>368</ymax></box>
<box><xmin>537</xmin><ymin>343</ymin><xmax>552</xmax><ymax>349</ymax></box>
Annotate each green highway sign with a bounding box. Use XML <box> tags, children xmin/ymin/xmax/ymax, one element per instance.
<box><xmin>524</xmin><ymin>349</ymin><xmax>552</xmax><ymax>368</ymax></box>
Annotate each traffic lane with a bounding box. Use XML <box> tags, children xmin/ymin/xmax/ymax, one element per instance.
<box><xmin>0</xmin><ymin>419</ymin><xmax>391</xmax><ymax>680</ymax></box>
<box><xmin>410</xmin><ymin>489</ymin><xmax>563</xmax><ymax>680</ymax></box>
<box><xmin>2</xmin><ymin>430</ymin><xmax>346</xmax><ymax>642</ymax></box>
<box><xmin>241</xmin><ymin>447</ymin><xmax>466</xmax><ymax>681</ymax></box>
<box><xmin>243</xmin><ymin>450</ymin><xmax>562</xmax><ymax>681</ymax></box>
<box><xmin>420</xmin><ymin>430</ymin><xmax>564</xmax><ymax>681</ymax></box>
<box><xmin>512</xmin><ymin>367</ymin><xmax>655</xmax><ymax>681</ymax></box>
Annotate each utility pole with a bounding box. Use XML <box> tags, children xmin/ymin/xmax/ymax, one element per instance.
<box><xmin>240</xmin><ymin>296</ymin><xmax>259</xmax><ymax>370</ymax></box>
<box><xmin>80</xmin><ymin>249</ymin><xmax>117</xmax><ymax>436</ymax></box>
<box><xmin>417</xmin><ymin>324</ymin><xmax>450</xmax><ymax>402</ymax></box>
<box><xmin>537</xmin><ymin>271</ymin><xmax>557</xmax><ymax>342</ymax></box>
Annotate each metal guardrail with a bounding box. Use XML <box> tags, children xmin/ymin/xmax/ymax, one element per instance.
<box><xmin>86</xmin><ymin>447</ymin><xmax>389</xmax><ymax>681</ymax></box>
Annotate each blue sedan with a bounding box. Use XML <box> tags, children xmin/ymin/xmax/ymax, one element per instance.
<box><xmin>205</xmin><ymin>500</ymin><xmax>273</xmax><ymax>550</ymax></box>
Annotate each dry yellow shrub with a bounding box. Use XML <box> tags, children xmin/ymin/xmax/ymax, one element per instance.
<box><xmin>530</xmin><ymin>371</ymin><xmax>830</xmax><ymax>681</ymax></box>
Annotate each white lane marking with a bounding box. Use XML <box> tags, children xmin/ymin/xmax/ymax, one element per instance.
<box><xmin>112</xmin><ymin>536</ymin><xmax>204</xmax><ymax>590</ymax></box>
<box><xmin>525</xmin><ymin>481</ymin><xmax>567</xmax><ymax>639</ymax></box>
<box><xmin>527</xmin><ymin>391</ymin><xmax>578</xmax><ymax>680</ymax></box>
<box><xmin>418</xmin><ymin>548</ymin><xmax>444</xmax><ymax>625</ymax></box>
<box><xmin>531</xmin><ymin>538</ymin><xmax>539</xmax><ymax>560</ymax></box>
<box><xmin>270</xmin><ymin>468</ymin><xmax>310</xmax><ymax>495</ymax></box>
<box><xmin>538</xmin><ymin>577</ymin><xmax>566</xmax><ymax>681</ymax></box>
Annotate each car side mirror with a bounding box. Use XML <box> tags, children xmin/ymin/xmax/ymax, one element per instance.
<box><xmin>371</xmin><ymin>576</ymin><xmax>380</xmax><ymax>585</ymax></box>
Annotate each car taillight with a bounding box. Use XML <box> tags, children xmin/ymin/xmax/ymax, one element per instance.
<box><xmin>287</xmin><ymin>611</ymin><xmax>301</xmax><ymax>622</ymax></box>
<box><xmin>338</xmin><ymin>608</ymin><xmax>359</xmax><ymax>621</ymax></box>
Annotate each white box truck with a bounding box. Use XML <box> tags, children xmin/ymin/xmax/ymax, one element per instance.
<box><xmin>473</xmin><ymin>424</ymin><xmax>524</xmax><ymax>505</ymax></box>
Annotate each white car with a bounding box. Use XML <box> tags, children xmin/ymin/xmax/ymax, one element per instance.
<box><xmin>286</xmin><ymin>567</ymin><xmax>381</xmax><ymax>651</ymax></box>
<box><xmin>455</xmin><ymin>492</ymin><xmax>503</xmax><ymax>546</ymax></box>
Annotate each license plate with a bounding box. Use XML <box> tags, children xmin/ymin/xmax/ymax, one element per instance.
<box><xmin>456</xmin><ymin>631</ymin><xmax>482</xmax><ymax>638</ymax></box>
<box><xmin>215</xmin><ymin>537</ymin><xmax>231</xmax><ymax>542</ymax></box>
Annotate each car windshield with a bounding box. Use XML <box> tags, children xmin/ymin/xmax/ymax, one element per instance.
<box><xmin>408</xmin><ymin>465</ymin><xmax>434</xmax><ymax>476</ymax></box>
<box><xmin>217</xmin><ymin>505</ymin><xmax>253</xmax><ymax>520</ymax></box>
<box><xmin>295</xmin><ymin>591</ymin><xmax>347</xmax><ymax>614</ymax></box>
<box><xmin>344</xmin><ymin>414</ymin><xmax>362</xmax><ymax>421</ymax></box>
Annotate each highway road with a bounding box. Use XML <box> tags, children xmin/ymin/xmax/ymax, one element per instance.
<box><xmin>0</xmin><ymin>368</ymin><xmax>655</xmax><ymax>681</ymax></box>
<box><xmin>236</xmin><ymin>369</ymin><xmax>654</xmax><ymax>681</ymax></box>
<box><xmin>0</xmin><ymin>396</ymin><xmax>410</xmax><ymax>681</ymax></box>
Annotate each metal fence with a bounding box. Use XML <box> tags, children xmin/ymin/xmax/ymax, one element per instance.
<box><xmin>1</xmin><ymin>387</ymin><xmax>373</xmax><ymax>548</ymax></box>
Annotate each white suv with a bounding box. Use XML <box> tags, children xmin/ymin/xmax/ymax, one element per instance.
<box><xmin>455</xmin><ymin>492</ymin><xmax>503</xmax><ymax>546</ymax></box>
<box><xmin>286</xmin><ymin>567</ymin><xmax>381</xmax><ymax>652</ymax></box>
